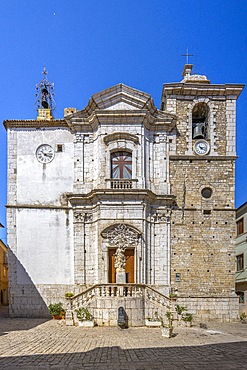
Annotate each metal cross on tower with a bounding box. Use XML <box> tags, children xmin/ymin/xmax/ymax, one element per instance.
<box><xmin>181</xmin><ymin>48</ymin><xmax>193</xmax><ymax>64</ymax></box>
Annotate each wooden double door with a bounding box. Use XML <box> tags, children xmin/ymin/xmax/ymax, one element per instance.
<box><xmin>108</xmin><ymin>248</ymin><xmax>134</xmax><ymax>283</ymax></box>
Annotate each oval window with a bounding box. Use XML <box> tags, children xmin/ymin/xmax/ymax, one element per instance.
<box><xmin>201</xmin><ymin>187</ymin><xmax>212</xmax><ymax>199</ymax></box>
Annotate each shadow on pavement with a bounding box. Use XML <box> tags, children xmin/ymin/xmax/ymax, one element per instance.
<box><xmin>0</xmin><ymin>317</ymin><xmax>50</xmax><ymax>336</ymax></box>
<box><xmin>0</xmin><ymin>341</ymin><xmax>247</xmax><ymax>369</ymax></box>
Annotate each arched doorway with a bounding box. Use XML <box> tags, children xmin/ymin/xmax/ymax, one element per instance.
<box><xmin>101</xmin><ymin>223</ymin><xmax>140</xmax><ymax>284</ymax></box>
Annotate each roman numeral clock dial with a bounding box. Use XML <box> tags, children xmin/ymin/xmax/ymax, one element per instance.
<box><xmin>36</xmin><ymin>144</ymin><xmax>55</xmax><ymax>163</ymax></box>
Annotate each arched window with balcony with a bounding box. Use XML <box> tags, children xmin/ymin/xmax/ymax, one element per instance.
<box><xmin>111</xmin><ymin>151</ymin><xmax>132</xmax><ymax>179</ymax></box>
<box><xmin>110</xmin><ymin>151</ymin><xmax>133</xmax><ymax>189</ymax></box>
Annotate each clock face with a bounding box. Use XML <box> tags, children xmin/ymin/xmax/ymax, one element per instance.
<box><xmin>36</xmin><ymin>144</ymin><xmax>55</xmax><ymax>163</ymax></box>
<box><xmin>194</xmin><ymin>140</ymin><xmax>210</xmax><ymax>155</ymax></box>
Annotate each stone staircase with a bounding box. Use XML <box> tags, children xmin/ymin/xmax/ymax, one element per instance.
<box><xmin>67</xmin><ymin>284</ymin><xmax>175</xmax><ymax>327</ymax></box>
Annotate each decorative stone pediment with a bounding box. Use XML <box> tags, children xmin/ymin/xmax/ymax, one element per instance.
<box><xmin>64</xmin><ymin>83</ymin><xmax>177</xmax><ymax>131</ymax></box>
<box><xmin>90</xmin><ymin>84</ymin><xmax>152</xmax><ymax>111</ymax></box>
<box><xmin>102</xmin><ymin>223</ymin><xmax>140</xmax><ymax>249</ymax></box>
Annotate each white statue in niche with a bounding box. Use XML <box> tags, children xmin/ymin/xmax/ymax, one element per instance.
<box><xmin>114</xmin><ymin>247</ymin><xmax>126</xmax><ymax>272</ymax></box>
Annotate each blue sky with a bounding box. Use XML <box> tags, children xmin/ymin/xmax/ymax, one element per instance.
<box><xmin>0</xmin><ymin>0</ymin><xmax>246</xmax><ymax>243</ymax></box>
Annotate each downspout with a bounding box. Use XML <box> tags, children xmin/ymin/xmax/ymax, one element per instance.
<box><xmin>83</xmin><ymin>215</ymin><xmax>86</xmax><ymax>284</ymax></box>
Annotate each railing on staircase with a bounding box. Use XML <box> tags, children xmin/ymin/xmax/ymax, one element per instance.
<box><xmin>145</xmin><ymin>286</ymin><xmax>171</xmax><ymax>310</ymax></box>
<box><xmin>70</xmin><ymin>283</ymin><xmax>172</xmax><ymax>311</ymax></box>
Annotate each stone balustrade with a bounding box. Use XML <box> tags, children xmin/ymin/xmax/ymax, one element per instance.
<box><xmin>70</xmin><ymin>283</ymin><xmax>171</xmax><ymax>311</ymax></box>
<box><xmin>145</xmin><ymin>286</ymin><xmax>171</xmax><ymax>310</ymax></box>
<box><xmin>105</xmin><ymin>179</ymin><xmax>138</xmax><ymax>189</ymax></box>
<box><xmin>65</xmin><ymin>284</ymin><xmax>176</xmax><ymax>326</ymax></box>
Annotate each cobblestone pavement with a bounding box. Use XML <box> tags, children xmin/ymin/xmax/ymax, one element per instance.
<box><xmin>0</xmin><ymin>315</ymin><xmax>247</xmax><ymax>370</ymax></box>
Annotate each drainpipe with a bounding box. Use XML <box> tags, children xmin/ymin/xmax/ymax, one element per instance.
<box><xmin>167</xmin><ymin>211</ymin><xmax>171</xmax><ymax>295</ymax></box>
<box><xmin>83</xmin><ymin>214</ymin><xmax>86</xmax><ymax>284</ymax></box>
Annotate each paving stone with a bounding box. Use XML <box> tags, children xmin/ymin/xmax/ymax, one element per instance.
<box><xmin>0</xmin><ymin>317</ymin><xmax>247</xmax><ymax>369</ymax></box>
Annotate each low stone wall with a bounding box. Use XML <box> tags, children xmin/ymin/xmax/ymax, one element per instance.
<box><xmin>175</xmin><ymin>296</ymin><xmax>239</xmax><ymax>322</ymax></box>
<box><xmin>8</xmin><ymin>283</ymin><xmax>75</xmax><ymax>318</ymax></box>
<box><xmin>8</xmin><ymin>284</ymin><xmax>51</xmax><ymax>318</ymax></box>
<box><xmin>83</xmin><ymin>296</ymin><xmax>239</xmax><ymax>326</ymax></box>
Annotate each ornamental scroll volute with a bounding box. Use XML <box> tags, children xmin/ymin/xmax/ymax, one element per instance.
<box><xmin>104</xmin><ymin>224</ymin><xmax>140</xmax><ymax>272</ymax></box>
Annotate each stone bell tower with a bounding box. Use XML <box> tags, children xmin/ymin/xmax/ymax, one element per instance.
<box><xmin>161</xmin><ymin>64</ymin><xmax>244</xmax><ymax>319</ymax></box>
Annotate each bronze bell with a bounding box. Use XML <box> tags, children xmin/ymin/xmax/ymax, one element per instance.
<box><xmin>193</xmin><ymin>122</ymin><xmax>205</xmax><ymax>139</ymax></box>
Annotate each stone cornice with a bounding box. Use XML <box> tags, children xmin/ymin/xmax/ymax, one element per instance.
<box><xmin>3</xmin><ymin>112</ymin><xmax>176</xmax><ymax>133</ymax></box>
<box><xmin>65</xmin><ymin>109</ymin><xmax>176</xmax><ymax>132</ymax></box>
<box><xmin>6</xmin><ymin>204</ymin><xmax>71</xmax><ymax>210</ymax></box>
<box><xmin>236</xmin><ymin>201</ymin><xmax>247</xmax><ymax>218</ymax></box>
<box><xmin>66</xmin><ymin>189</ymin><xmax>176</xmax><ymax>206</ymax></box>
<box><xmin>162</xmin><ymin>83</ymin><xmax>245</xmax><ymax>100</ymax></box>
<box><xmin>169</xmin><ymin>155</ymin><xmax>237</xmax><ymax>161</ymax></box>
<box><xmin>3</xmin><ymin>119</ymin><xmax>67</xmax><ymax>130</ymax></box>
<box><xmin>175</xmin><ymin>207</ymin><xmax>235</xmax><ymax>212</ymax></box>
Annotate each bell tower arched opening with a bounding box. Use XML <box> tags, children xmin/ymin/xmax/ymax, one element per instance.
<box><xmin>192</xmin><ymin>102</ymin><xmax>209</xmax><ymax>139</ymax></box>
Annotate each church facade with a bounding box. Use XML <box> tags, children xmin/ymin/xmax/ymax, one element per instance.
<box><xmin>4</xmin><ymin>65</ymin><xmax>244</xmax><ymax>321</ymax></box>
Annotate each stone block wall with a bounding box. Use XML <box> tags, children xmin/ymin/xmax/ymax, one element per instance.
<box><xmin>170</xmin><ymin>157</ymin><xmax>236</xmax><ymax>297</ymax></box>
<box><xmin>176</xmin><ymin>296</ymin><xmax>239</xmax><ymax>322</ymax></box>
